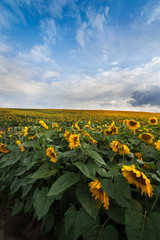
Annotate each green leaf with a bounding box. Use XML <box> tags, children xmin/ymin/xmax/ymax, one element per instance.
<box><xmin>84</xmin><ymin>144</ymin><xmax>106</xmax><ymax>166</ymax></box>
<box><xmin>12</xmin><ymin>199</ymin><xmax>24</xmax><ymax>216</ymax></box>
<box><xmin>21</xmin><ymin>140</ymin><xmax>38</xmax><ymax>148</ymax></box>
<box><xmin>74</xmin><ymin>160</ymin><xmax>96</xmax><ymax>180</ymax></box>
<box><xmin>125</xmin><ymin>199</ymin><xmax>160</xmax><ymax>240</ymax></box>
<box><xmin>41</xmin><ymin>214</ymin><xmax>55</xmax><ymax>234</ymax></box>
<box><xmin>107</xmin><ymin>204</ymin><xmax>125</xmax><ymax>224</ymax></box>
<box><xmin>33</xmin><ymin>187</ymin><xmax>54</xmax><ymax>220</ymax></box>
<box><xmin>31</xmin><ymin>163</ymin><xmax>57</xmax><ymax>179</ymax></box>
<box><xmin>76</xmin><ymin>182</ymin><xmax>99</xmax><ymax>220</ymax></box>
<box><xmin>99</xmin><ymin>225</ymin><xmax>118</xmax><ymax>240</ymax></box>
<box><xmin>65</xmin><ymin>206</ymin><xmax>95</xmax><ymax>240</ymax></box>
<box><xmin>101</xmin><ymin>174</ymin><xmax>131</xmax><ymax>208</ymax></box>
<box><xmin>47</xmin><ymin>172</ymin><xmax>80</xmax><ymax>196</ymax></box>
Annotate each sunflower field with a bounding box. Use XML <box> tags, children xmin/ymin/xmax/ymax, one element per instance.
<box><xmin>0</xmin><ymin>108</ymin><xmax>160</xmax><ymax>240</ymax></box>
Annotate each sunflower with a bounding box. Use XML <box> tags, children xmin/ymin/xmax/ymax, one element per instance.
<box><xmin>52</xmin><ymin>122</ymin><xmax>58</xmax><ymax>128</ymax></box>
<box><xmin>148</xmin><ymin>117</ymin><xmax>158</xmax><ymax>125</ymax></box>
<box><xmin>64</xmin><ymin>131</ymin><xmax>71</xmax><ymax>141</ymax></box>
<box><xmin>155</xmin><ymin>140</ymin><xmax>160</xmax><ymax>151</ymax></box>
<box><xmin>39</xmin><ymin>120</ymin><xmax>48</xmax><ymax>129</ymax></box>
<box><xmin>16</xmin><ymin>140</ymin><xmax>21</xmax><ymax>146</ymax></box>
<box><xmin>24</xmin><ymin>127</ymin><xmax>29</xmax><ymax>136</ymax></box>
<box><xmin>20</xmin><ymin>146</ymin><xmax>25</xmax><ymax>152</ymax></box>
<box><xmin>111</xmin><ymin>140</ymin><xmax>130</xmax><ymax>155</ymax></box>
<box><xmin>68</xmin><ymin>134</ymin><xmax>81</xmax><ymax>149</ymax></box>
<box><xmin>46</xmin><ymin>146</ymin><xmax>57</xmax><ymax>163</ymax></box>
<box><xmin>139</xmin><ymin>133</ymin><xmax>154</xmax><ymax>144</ymax></box>
<box><xmin>88</xmin><ymin>179</ymin><xmax>110</xmax><ymax>210</ymax></box>
<box><xmin>84</xmin><ymin>132</ymin><xmax>97</xmax><ymax>144</ymax></box>
<box><xmin>127</xmin><ymin>120</ymin><xmax>140</xmax><ymax>131</ymax></box>
<box><xmin>121</xmin><ymin>165</ymin><xmax>153</xmax><ymax>197</ymax></box>
<box><xmin>135</xmin><ymin>152</ymin><xmax>143</xmax><ymax>161</ymax></box>
<box><xmin>0</xmin><ymin>143</ymin><xmax>9</xmax><ymax>154</ymax></box>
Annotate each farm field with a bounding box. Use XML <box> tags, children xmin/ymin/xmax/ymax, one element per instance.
<box><xmin>0</xmin><ymin>108</ymin><xmax>160</xmax><ymax>240</ymax></box>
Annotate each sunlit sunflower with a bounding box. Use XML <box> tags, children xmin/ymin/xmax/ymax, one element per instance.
<box><xmin>155</xmin><ymin>140</ymin><xmax>160</xmax><ymax>151</ymax></box>
<box><xmin>84</xmin><ymin>132</ymin><xmax>97</xmax><ymax>144</ymax></box>
<box><xmin>135</xmin><ymin>152</ymin><xmax>143</xmax><ymax>161</ymax></box>
<box><xmin>46</xmin><ymin>146</ymin><xmax>57</xmax><ymax>163</ymax></box>
<box><xmin>64</xmin><ymin>131</ymin><xmax>71</xmax><ymax>141</ymax></box>
<box><xmin>24</xmin><ymin>127</ymin><xmax>29</xmax><ymax>136</ymax></box>
<box><xmin>88</xmin><ymin>179</ymin><xmax>110</xmax><ymax>210</ymax></box>
<box><xmin>39</xmin><ymin>120</ymin><xmax>49</xmax><ymax>129</ymax></box>
<box><xmin>0</xmin><ymin>143</ymin><xmax>9</xmax><ymax>154</ymax></box>
<box><xmin>148</xmin><ymin>117</ymin><xmax>158</xmax><ymax>125</ymax></box>
<box><xmin>16</xmin><ymin>140</ymin><xmax>21</xmax><ymax>146</ymax></box>
<box><xmin>68</xmin><ymin>134</ymin><xmax>81</xmax><ymax>149</ymax></box>
<box><xmin>111</xmin><ymin>140</ymin><xmax>130</xmax><ymax>155</ymax></box>
<box><xmin>20</xmin><ymin>146</ymin><xmax>25</xmax><ymax>152</ymax></box>
<box><xmin>75</xmin><ymin>122</ymin><xmax>81</xmax><ymax>131</ymax></box>
<box><xmin>52</xmin><ymin>122</ymin><xmax>58</xmax><ymax>128</ymax></box>
<box><xmin>139</xmin><ymin>133</ymin><xmax>154</xmax><ymax>144</ymax></box>
<box><xmin>121</xmin><ymin>165</ymin><xmax>154</xmax><ymax>197</ymax></box>
<box><xmin>127</xmin><ymin>120</ymin><xmax>140</xmax><ymax>131</ymax></box>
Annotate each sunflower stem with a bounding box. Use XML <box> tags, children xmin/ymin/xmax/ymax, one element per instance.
<box><xmin>97</xmin><ymin>217</ymin><xmax>110</xmax><ymax>240</ymax></box>
<box><xmin>151</xmin><ymin>197</ymin><xmax>159</xmax><ymax>212</ymax></box>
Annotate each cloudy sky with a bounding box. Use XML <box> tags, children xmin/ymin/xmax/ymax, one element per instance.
<box><xmin>1</xmin><ymin>0</ymin><xmax>160</xmax><ymax>111</ymax></box>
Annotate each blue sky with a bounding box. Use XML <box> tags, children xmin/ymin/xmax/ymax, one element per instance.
<box><xmin>1</xmin><ymin>0</ymin><xmax>160</xmax><ymax>111</ymax></box>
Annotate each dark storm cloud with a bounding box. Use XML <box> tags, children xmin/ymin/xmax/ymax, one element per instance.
<box><xmin>129</xmin><ymin>86</ymin><xmax>160</xmax><ymax>107</ymax></box>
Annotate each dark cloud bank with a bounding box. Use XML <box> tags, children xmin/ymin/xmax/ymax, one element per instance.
<box><xmin>129</xmin><ymin>86</ymin><xmax>160</xmax><ymax>107</ymax></box>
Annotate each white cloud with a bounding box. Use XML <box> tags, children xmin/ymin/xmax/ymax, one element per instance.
<box><xmin>18</xmin><ymin>44</ymin><xmax>55</xmax><ymax>64</ymax></box>
<box><xmin>76</xmin><ymin>23</ymin><xmax>93</xmax><ymax>47</ymax></box>
<box><xmin>147</xmin><ymin>4</ymin><xmax>160</xmax><ymax>24</ymax></box>
<box><xmin>43</xmin><ymin>71</ymin><xmax>60</xmax><ymax>79</ymax></box>
<box><xmin>40</xmin><ymin>18</ymin><xmax>57</xmax><ymax>44</ymax></box>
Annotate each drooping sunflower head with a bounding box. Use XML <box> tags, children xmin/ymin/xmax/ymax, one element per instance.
<box><xmin>16</xmin><ymin>140</ymin><xmax>21</xmax><ymax>146</ymax></box>
<box><xmin>148</xmin><ymin>117</ymin><xmax>158</xmax><ymax>125</ymax></box>
<box><xmin>68</xmin><ymin>134</ymin><xmax>81</xmax><ymax>149</ymax></box>
<box><xmin>20</xmin><ymin>146</ymin><xmax>25</xmax><ymax>152</ymax></box>
<box><xmin>46</xmin><ymin>146</ymin><xmax>57</xmax><ymax>163</ymax></box>
<box><xmin>88</xmin><ymin>179</ymin><xmax>109</xmax><ymax>210</ymax></box>
<box><xmin>127</xmin><ymin>120</ymin><xmax>140</xmax><ymax>130</ymax></box>
<box><xmin>111</xmin><ymin>140</ymin><xmax>130</xmax><ymax>155</ymax></box>
<box><xmin>84</xmin><ymin>132</ymin><xmax>97</xmax><ymax>144</ymax></box>
<box><xmin>0</xmin><ymin>143</ymin><xmax>9</xmax><ymax>154</ymax></box>
<box><xmin>122</xmin><ymin>165</ymin><xmax>154</xmax><ymax>197</ymax></box>
<box><xmin>135</xmin><ymin>152</ymin><xmax>143</xmax><ymax>160</ymax></box>
<box><xmin>139</xmin><ymin>133</ymin><xmax>154</xmax><ymax>144</ymax></box>
<box><xmin>64</xmin><ymin>131</ymin><xmax>71</xmax><ymax>141</ymax></box>
<box><xmin>39</xmin><ymin>120</ymin><xmax>49</xmax><ymax>130</ymax></box>
<box><xmin>24</xmin><ymin>127</ymin><xmax>29</xmax><ymax>136</ymax></box>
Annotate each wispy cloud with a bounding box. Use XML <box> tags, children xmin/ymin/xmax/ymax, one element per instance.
<box><xmin>147</xmin><ymin>4</ymin><xmax>160</xmax><ymax>24</ymax></box>
<box><xmin>40</xmin><ymin>18</ymin><xmax>57</xmax><ymax>44</ymax></box>
<box><xmin>76</xmin><ymin>5</ymin><xmax>109</xmax><ymax>47</ymax></box>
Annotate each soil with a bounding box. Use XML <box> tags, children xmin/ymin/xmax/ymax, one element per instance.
<box><xmin>0</xmin><ymin>200</ymin><xmax>49</xmax><ymax>240</ymax></box>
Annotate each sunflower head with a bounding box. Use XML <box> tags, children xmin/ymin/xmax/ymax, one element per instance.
<box><xmin>24</xmin><ymin>127</ymin><xmax>29</xmax><ymax>136</ymax></box>
<box><xmin>64</xmin><ymin>131</ymin><xmax>71</xmax><ymax>141</ymax></box>
<box><xmin>84</xmin><ymin>132</ymin><xmax>97</xmax><ymax>144</ymax></box>
<box><xmin>46</xmin><ymin>146</ymin><xmax>57</xmax><ymax>163</ymax></box>
<box><xmin>135</xmin><ymin>152</ymin><xmax>143</xmax><ymax>160</ymax></box>
<box><xmin>88</xmin><ymin>179</ymin><xmax>109</xmax><ymax>210</ymax></box>
<box><xmin>148</xmin><ymin>117</ymin><xmax>158</xmax><ymax>125</ymax></box>
<box><xmin>127</xmin><ymin>120</ymin><xmax>140</xmax><ymax>130</ymax></box>
<box><xmin>122</xmin><ymin>165</ymin><xmax>154</xmax><ymax>197</ymax></box>
<box><xmin>139</xmin><ymin>133</ymin><xmax>154</xmax><ymax>144</ymax></box>
<box><xmin>39</xmin><ymin>120</ymin><xmax>49</xmax><ymax>129</ymax></box>
<box><xmin>69</xmin><ymin>134</ymin><xmax>81</xmax><ymax>149</ymax></box>
<box><xmin>16</xmin><ymin>140</ymin><xmax>21</xmax><ymax>146</ymax></box>
<box><xmin>155</xmin><ymin>140</ymin><xmax>160</xmax><ymax>151</ymax></box>
<box><xmin>0</xmin><ymin>143</ymin><xmax>9</xmax><ymax>154</ymax></box>
<box><xmin>111</xmin><ymin>140</ymin><xmax>130</xmax><ymax>155</ymax></box>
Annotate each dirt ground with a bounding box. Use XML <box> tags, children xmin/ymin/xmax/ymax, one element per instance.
<box><xmin>0</xmin><ymin>202</ymin><xmax>48</xmax><ymax>240</ymax></box>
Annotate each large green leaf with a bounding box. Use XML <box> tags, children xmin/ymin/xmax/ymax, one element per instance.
<box><xmin>76</xmin><ymin>182</ymin><xmax>99</xmax><ymax>220</ymax></box>
<box><xmin>125</xmin><ymin>199</ymin><xmax>160</xmax><ymax>240</ymax></box>
<box><xmin>74</xmin><ymin>161</ymin><xmax>96</xmax><ymax>180</ymax></box>
<box><xmin>33</xmin><ymin>187</ymin><xmax>54</xmax><ymax>220</ymax></box>
<box><xmin>99</xmin><ymin>225</ymin><xmax>119</xmax><ymax>240</ymax></box>
<box><xmin>84</xmin><ymin>144</ymin><xmax>106</xmax><ymax>166</ymax></box>
<box><xmin>47</xmin><ymin>172</ymin><xmax>80</xmax><ymax>196</ymax></box>
<box><xmin>31</xmin><ymin>163</ymin><xmax>57</xmax><ymax>179</ymax></box>
<box><xmin>64</xmin><ymin>206</ymin><xmax>95</xmax><ymax>240</ymax></box>
<box><xmin>101</xmin><ymin>173</ymin><xmax>131</xmax><ymax>208</ymax></box>
<box><xmin>12</xmin><ymin>199</ymin><xmax>24</xmax><ymax>216</ymax></box>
